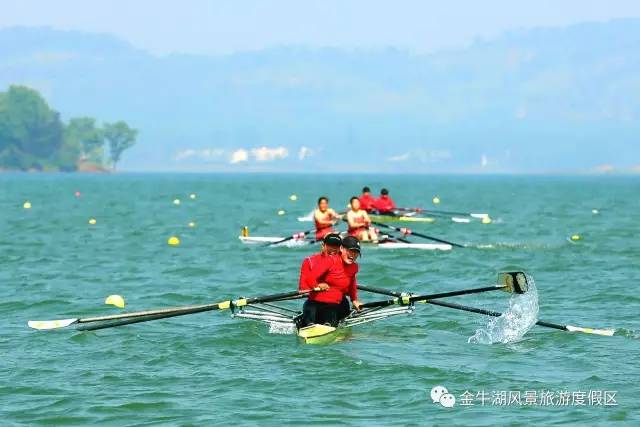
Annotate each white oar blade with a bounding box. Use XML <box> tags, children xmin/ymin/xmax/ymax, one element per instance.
<box><xmin>471</xmin><ymin>213</ymin><xmax>489</xmax><ymax>219</ymax></box>
<box><xmin>566</xmin><ymin>325</ymin><xmax>615</xmax><ymax>336</ymax></box>
<box><xmin>28</xmin><ymin>318</ymin><xmax>78</xmax><ymax>330</ymax></box>
<box><xmin>451</xmin><ymin>217</ymin><xmax>471</xmax><ymax>223</ymax></box>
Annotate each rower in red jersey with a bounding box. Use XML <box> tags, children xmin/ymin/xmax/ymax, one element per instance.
<box><xmin>358</xmin><ymin>186</ymin><xmax>376</xmax><ymax>212</ymax></box>
<box><xmin>373</xmin><ymin>188</ymin><xmax>397</xmax><ymax>214</ymax></box>
<box><xmin>313</xmin><ymin>196</ymin><xmax>340</xmax><ymax>240</ymax></box>
<box><xmin>298</xmin><ymin>232</ymin><xmax>342</xmax><ymax>290</ymax></box>
<box><xmin>298</xmin><ymin>235</ymin><xmax>363</xmax><ymax>327</ymax></box>
<box><xmin>346</xmin><ymin>197</ymin><xmax>378</xmax><ymax>242</ymax></box>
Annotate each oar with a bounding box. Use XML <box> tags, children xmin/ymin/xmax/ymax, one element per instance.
<box><xmin>359</xmin><ymin>274</ymin><xmax>527</xmax><ymax>310</ymax></box>
<box><xmin>375</xmin><ymin>228</ymin><xmax>412</xmax><ymax>244</ymax></box>
<box><xmin>357</xmin><ymin>285</ymin><xmax>615</xmax><ymax>336</ymax></box>
<box><xmin>265</xmin><ymin>229</ymin><xmax>314</xmax><ymax>246</ymax></box>
<box><xmin>298</xmin><ymin>210</ymin><xmax>347</xmax><ymax>222</ymax></box>
<box><xmin>384</xmin><ymin>234</ymin><xmax>412</xmax><ymax>244</ymax></box>
<box><xmin>371</xmin><ymin>221</ymin><xmax>464</xmax><ymax>248</ymax></box>
<box><xmin>27</xmin><ymin>289</ymin><xmax>316</xmax><ymax>331</ymax></box>
<box><xmin>396</xmin><ymin>207</ymin><xmax>488</xmax><ymax>219</ymax></box>
<box><xmin>427</xmin><ymin>300</ymin><xmax>615</xmax><ymax>336</ymax></box>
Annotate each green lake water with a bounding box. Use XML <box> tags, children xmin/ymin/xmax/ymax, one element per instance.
<box><xmin>1</xmin><ymin>173</ymin><xmax>638</xmax><ymax>426</ymax></box>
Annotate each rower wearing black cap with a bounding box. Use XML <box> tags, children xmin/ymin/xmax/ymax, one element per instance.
<box><xmin>298</xmin><ymin>234</ymin><xmax>362</xmax><ymax>327</ymax></box>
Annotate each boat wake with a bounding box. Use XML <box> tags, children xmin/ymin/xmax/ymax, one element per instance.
<box><xmin>468</xmin><ymin>274</ymin><xmax>539</xmax><ymax>345</ymax></box>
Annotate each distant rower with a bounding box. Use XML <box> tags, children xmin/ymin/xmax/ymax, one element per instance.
<box><xmin>346</xmin><ymin>197</ymin><xmax>378</xmax><ymax>242</ymax></box>
<box><xmin>374</xmin><ymin>188</ymin><xmax>397</xmax><ymax>214</ymax></box>
<box><xmin>314</xmin><ymin>196</ymin><xmax>340</xmax><ymax>240</ymax></box>
<box><xmin>358</xmin><ymin>186</ymin><xmax>376</xmax><ymax>212</ymax></box>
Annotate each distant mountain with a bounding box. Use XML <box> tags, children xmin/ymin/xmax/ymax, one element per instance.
<box><xmin>1</xmin><ymin>21</ymin><xmax>639</xmax><ymax>172</ymax></box>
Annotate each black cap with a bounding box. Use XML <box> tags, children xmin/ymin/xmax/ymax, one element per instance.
<box><xmin>380</xmin><ymin>188</ymin><xmax>389</xmax><ymax>195</ymax></box>
<box><xmin>341</xmin><ymin>236</ymin><xmax>361</xmax><ymax>252</ymax></box>
<box><xmin>362</xmin><ymin>186</ymin><xmax>371</xmax><ymax>193</ymax></box>
<box><xmin>323</xmin><ymin>233</ymin><xmax>342</xmax><ymax>246</ymax></box>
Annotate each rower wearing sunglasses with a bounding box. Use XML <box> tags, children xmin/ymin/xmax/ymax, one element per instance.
<box><xmin>298</xmin><ymin>234</ymin><xmax>363</xmax><ymax>327</ymax></box>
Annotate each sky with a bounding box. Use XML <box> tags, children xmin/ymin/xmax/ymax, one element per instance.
<box><xmin>2</xmin><ymin>0</ymin><xmax>640</xmax><ymax>55</ymax></box>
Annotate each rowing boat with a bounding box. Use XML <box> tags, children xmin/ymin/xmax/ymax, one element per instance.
<box><xmin>27</xmin><ymin>272</ymin><xmax>616</xmax><ymax>342</ymax></box>
<box><xmin>238</xmin><ymin>235</ymin><xmax>452</xmax><ymax>251</ymax></box>
<box><xmin>235</xmin><ymin>301</ymin><xmax>414</xmax><ymax>344</ymax></box>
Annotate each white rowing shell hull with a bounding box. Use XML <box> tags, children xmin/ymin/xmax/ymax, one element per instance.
<box><xmin>239</xmin><ymin>236</ymin><xmax>451</xmax><ymax>250</ymax></box>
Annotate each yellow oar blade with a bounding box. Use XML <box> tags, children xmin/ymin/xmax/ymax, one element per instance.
<box><xmin>566</xmin><ymin>325</ymin><xmax>616</xmax><ymax>336</ymax></box>
<box><xmin>27</xmin><ymin>318</ymin><xmax>78</xmax><ymax>330</ymax></box>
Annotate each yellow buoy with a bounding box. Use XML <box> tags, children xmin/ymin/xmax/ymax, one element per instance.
<box><xmin>23</xmin><ymin>201</ymin><xmax>32</xmax><ymax>209</ymax></box>
<box><xmin>105</xmin><ymin>295</ymin><xmax>125</xmax><ymax>309</ymax></box>
<box><xmin>290</xmin><ymin>194</ymin><xmax>297</xmax><ymax>201</ymax></box>
<box><xmin>482</xmin><ymin>216</ymin><xmax>492</xmax><ymax>224</ymax></box>
<box><xmin>168</xmin><ymin>236</ymin><xmax>180</xmax><ymax>246</ymax></box>
<box><xmin>188</xmin><ymin>221</ymin><xmax>196</xmax><ymax>228</ymax></box>
<box><xmin>432</xmin><ymin>196</ymin><xmax>440</xmax><ymax>205</ymax></box>
<box><xmin>190</xmin><ymin>193</ymin><xmax>197</xmax><ymax>200</ymax></box>
<box><xmin>278</xmin><ymin>209</ymin><xmax>286</xmax><ymax>216</ymax></box>
<box><xmin>173</xmin><ymin>199</ymin><xmax>181</xmax><ymax>205</ymax></box>
<box><xmin>88</xmin><ymin>218</ymin><xmax>97</xmax><ymax>225</ymax></box>
<box><xmin>571</xmin><ymin>234</ymin><xmax>581</xmax><ymax>241</ymax></box>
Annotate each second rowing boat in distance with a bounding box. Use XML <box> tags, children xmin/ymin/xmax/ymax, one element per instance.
<box><xmin>238</xmin><ymin>235</ymin><xmax>452</xmax><ymax>251</ymax></box>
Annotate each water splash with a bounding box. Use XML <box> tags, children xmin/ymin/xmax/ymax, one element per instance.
<box><xmin>297</xmin><ymin>211</ymin><xmax>314</xmax><ymax>222</ymax></box>
<box><xmin>615</xmin><ymin>328</ymin><xmax>640</xmax><ymax>340</ymax></box>
<box><xmin>268</xmin><ymin>322</ymin><xmax>297</xmax><ymax>335</ymax></box>
<box><xmin>468</xmin><ymin>274</ymin><xmax>539</xmax><ymax>344</ymax></box>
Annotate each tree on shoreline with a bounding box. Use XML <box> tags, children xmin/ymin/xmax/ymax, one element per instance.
<box><xmin>0</xmin><ymin>85</ymin><xmax>137</xmax><ymax>171</ymax></box>
<box><xmin>66</xmin><ymin>117</ymin><xmax>104</xmax><ymax>164</ymax></box>
<box><xmin>104</xmin><ymin>121</ymin><xmax>137</xmax><ymax>170</ymax></box>
<box><xmin>0</xmin><ymin>85</ymin><xmax>64</xmax><ymax>170</ymax></box>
